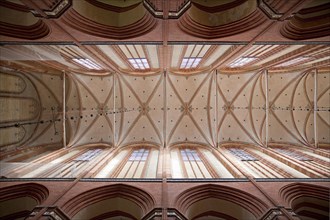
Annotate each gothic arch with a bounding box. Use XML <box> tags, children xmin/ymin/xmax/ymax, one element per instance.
<box><xmin>0</xmin><ymin>183</ymin><xmax>49</xmax><ymax>219</ymax></box>
<box><xmin>280</xmin><ymin>183</ymin><xmax>330</xmax><ymax>220</ymax></box>
<box><xmin>178</xmin><ymin>0</ymin><xmax>267</xmax><ymax>39</ymax></box>
<box><xmin>120</xmin><ymin>143</ymin><xmax>160</xmax><ymax>151</ymax></box>
<box><xmin>175</xmin><ymin>184</ymin><xmax>268</xmax><ymax>219</ymax></box>
<box><xmin>169</xmin><ymin>142</ymin><xmax>211</xmax><ymax>150</ymax></box>
<box><xmin>280</xmin><ymin>1</ymin><xmax>330</xmax><ymax>40</ymax></box>
<box><xmin>0</xmin><ymin>71</ymin><xmax>41</xmax><ymax>152</ymax></box>
<box><xmin>62</xmin><ymin>184</ymin><xmax>155</xmax><ymax>219</ymax></box>
<box><xmin>0</xmin><ymin>1</ymin><xmax>50</xmax><ymax>40</ymax></box>
<box><xmin>61</xmin><ymin>0</ymin><xmax>157</xmax><ymax>39</ymax></box>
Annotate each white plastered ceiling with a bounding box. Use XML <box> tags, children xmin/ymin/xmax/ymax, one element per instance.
<box><xmin>0</xmin><ymin>44</ymin><xmax>329</xmax><ymax>151</ymax></box>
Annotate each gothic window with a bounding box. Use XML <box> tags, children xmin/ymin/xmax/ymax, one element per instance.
<box><xmin>128</xmin><ymin>58</ymin><xmax>150</xmax><ymax>70</ymax></box>
<box><xmin>180</xmin><ymin>57</ymin><xmax>202</xmax><ymax>69</ymax></box>
<box><xmin>179</xmin><ymin>148</ymin><xmax>213</xmax><ymax>178</ymax></box>
<box><xmin>273</xmin><ymin>148</ymin><xmax>329</xmax><ymax>176</ymax></box>
<box><xmin>20</xmin><ymin>148</ymin><xmax>103</xmax><ymax>178</ymax></box>
<box><xmin>74</xmin><ymin>149</ymin><xmax>102</xmax><ymax>161</ymax></box>
<box><xmin>274</xmin><ymin>148</ymin><xmax>312</xmax><ymax>161</ymax></box>
<box><xmin>227</xmin><ymin>147</ymin><xmax>294</xmax><ymax>178</ymax></box>
<box><xmin>228</xmin><ymin>148</ymin><xmax>258</xmax><ymax>161</ymax></box>
<box><xmin>128</xmin><ymin>149</ymin><xmax>149</xmax><ymax>161</ymax></box>
<box><xmin>56</xmin><ymin>149</ymin><xmax>102</xmax><ymax>178</ymax></box>
<box><xmin>117</xmin><ymin>148</ymin><xmax>150</xmax><ymax>178</ymax></box>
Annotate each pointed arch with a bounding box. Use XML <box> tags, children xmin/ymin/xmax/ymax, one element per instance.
<box><xmin>175</xmin><ymin>184</ymin><xmax>268</xmax><ymax>219</ymax></box>
<box><xmin>62</xmin><ymin>184</ymin><xmax>155</xmax><ymax>219</ymax></box>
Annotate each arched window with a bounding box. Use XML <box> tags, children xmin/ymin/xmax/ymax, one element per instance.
<box><xmin>226</xmin><ymin>147</ymin><xmax>301</xmax><ymax>178</ymax></box>
<box><xmin>117</xmin><ymin>148</ymin><xmax>150</xmax><ymax>178</ymax></box>
<box><xmin>179</xmin><ymin>148</ymin><xmax>212</xmax><ymax>178</ymax></box>
<box><xmin>19</xmin><ymin>148</ymin><xmax>104</xmax><ymax>178</ymax></box>
<box><xmin>273</xmin><ymin>147</ymin><xmax>330</xmax><ymax>177</ymax></box>
<box><xmin>96</xmin><ymin>147</ymin><xmax>159</xmax><ymax>178</ymax></box>
<box><xmin>171</xmin><ymin>146</ymin><xmax>233</xmax><ymax>178</ymax></box>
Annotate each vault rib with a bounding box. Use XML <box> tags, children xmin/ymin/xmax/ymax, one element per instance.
<box><xmin>289</xmin><ymin>71</ymin><xmax>311</xmax><ymax>145</ymax></box>
<box><xmin>231</xmin><ymin>71</ymin><xmax>262</xmax><ymax>104</ymax></box>
<box><xmin>216</xmin><ymin>83</ymin><xmax>229</xmax><ymax>135</ymax></box>
<box><xmin>71</xmin><ymin>74</ymin><xmax>101</xmax><ymax>107</ymax></box>
<box><xmin>269</xmin><ymin>70</ymin><xmax>309</xmax><ymax>107</ymax></box>
<box><xmin>117</xmin><ymin>73</ymin><xmax>163</xmax><ymax>147</ymax></box>
<box><xmin>117</xmin><ymin>112</ymin><xmax>143</xmax><ymax>147</ymax></box>
<box><xmin>163</xmin><ymin>72</ymin><xmax>166</xmax><ymax>147</ymax></box>
<box><xmin>215</xmin><ymin>70</ymin><xmax>219</xmax><ymax>147</ymax></box>
<box><xmin>167</xmin><ymin>73</ymin><xmax>185</xmax><ymax>104</ymax></box>
<box><xmin>317</xmin><ymin>113</ymin><xmax>330</xmax><ymax>128</ymax></box>
<box><xmin>302</xmin><ymin>72</ymin><xmax>314</xmax><ymax>144</ymax></box>
<box><xmin>188</xmin><ymin>112</ymin><xmax>213</xmax><ymax>147</ymax></box>
<box><xmin>146</xmin><ymin>113</ymin><xmax>163</xmax><ymax>145</ymax></box>
<box><xmin>68</xmin><ymin>74</ymin><xmax>101</xmax><ymax>147</ymax></box>
<box><xmin>145</xmin><ymin>75</ymin><xmax>164</xmax><ymax>145</ymax></box>
<box><xmin>70</xmin><ymin>115</ymin><xmax>101</xmax><ymax>147</ymax></box>
<box><xmin>116</xmin><ymin>74</ymin><xmax>145</xmax><ymax>144</ymax></box>
<box><xmin>316</xmin><ymin>84</ymin><xmax>330</xmax><ymax>127</ymax></box>
<box><xmin>186</xmin><ymin>73</ymin><xmax>214</xmax><ymax>146</ymax></box>
<box><xmin>249</xmin><ymin>72</ymin><xmax>264</xmax><ymax>146</ymax></box>
<box><xmin>270</xmin><ymin>110</ymin><xmax>308</xmax><ymax>146</ymax></box>
<box><xmin>62</xmin><ymin>71</ymin><xmax>66</xmax><ymax>148</ymax></box>
<box><xmin>104</xmin><ymin>113</ymin><xmax>113</xmax><ymax>136</ymax></box>
<box><xmin>260</xmin><ymin>71</ymin><xmax>267</xmax><ymax>146</ymax></box>
<box><xmin>231</xmin><ymin>110</ymin><xmax>264</xmax><ymax>147</ymax></box>
<box><xmin>217</xmin><ymin>71</ymin><xmax>262</xmax><ymax>145</ymax></box>
<box><xmin>66</xmin><ymin>75</ymin><xmax>81</xmax><ymax>146</ymax></box>
<box><xmin>166</xmin><ymin>75</ymin><xmax>185</xmax><ymax>144</ymax></box>
<box><xmin>206</xmin><ymin>73</ymin><xmax>215</xmax><ymax>147</ymax></box>
<box><xmin>188</xmin><ymin>73</ymin><xmax>212</xmax><ymax>105</ymax></box>
<box><xmin>317</xmin><ymin>85</ymin><xmax>330</xmax><ymax>102</ymax></box>
<box><xmin>269</xmin><ymin>70</ymin><xmax>310</xmax><ymax>146</ymax></box>
<box><xmin>116</xmin><ymin>77</ymin><xmax>124</xmax><ymax>144</ymax></box>
<box><xmin>259</xmin><ymin>112</ymin><xmax>267</xmax><ymax>146</ymax></box>
<box><xmin>22</xmin><ymin>72</ymin><xmax>62</xmax><ymax>147</ymax></box>
<box><xmin>146</xmin><ymin>74</ymin><xmax>163</xmax><ymax>104</ymax></box>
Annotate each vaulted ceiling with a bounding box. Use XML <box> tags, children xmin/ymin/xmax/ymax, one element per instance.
<box><xmin>0</xmin><ymin>0</ymin><xmax>329</xmax><ymax>154</ymax></box>
<box><xmin>1</xmin><ymin>44</ymin><xmax>329</xmax><ymax>74</ymax></box>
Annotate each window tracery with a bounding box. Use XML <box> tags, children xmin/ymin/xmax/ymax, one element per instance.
<box><xmin>227</xmin><ymin>148</ymin><xmax>258</xmax><ymax>161</ymax></box>
<box><xmin>274</xmin><ymin>148</ymin><xmax>311</xmax><ymax>161</ymax></box>
<box><xmin>116</xmin><ymin>148</ymin><xmax>154</xmax><ymax>178</ymax></box>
